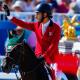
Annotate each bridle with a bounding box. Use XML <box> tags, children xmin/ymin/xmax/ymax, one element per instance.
<box><xmin>5</xmin><ymin>43</ymin><xmax>23</xmax><ymax>80</ymax></box>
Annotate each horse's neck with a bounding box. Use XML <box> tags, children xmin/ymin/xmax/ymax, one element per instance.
<box><xmin>19</xmin><ymin>43</ymin><xmax>39</xmax><ymax>71</ymax></box>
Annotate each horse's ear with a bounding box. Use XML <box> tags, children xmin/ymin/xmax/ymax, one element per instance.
<box><xmin>8</xmin><ymin>31</ymin><xmax>13</xmax><ymax>39</ymax></box>
<box><xmin>8</xmin><ymin>30</ymin><xmax>16</xmax><ymax>39</ymax></box>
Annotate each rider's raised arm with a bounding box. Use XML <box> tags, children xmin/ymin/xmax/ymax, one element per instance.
<box><xmin>3</xmin><ymin>3</ymin><xmax>35</xmax><ymax>31</ymax></box>
<box><xmin>10</xmin><ymin>17</ymin><xmax>35</xmax><ymax>31</ymax></box>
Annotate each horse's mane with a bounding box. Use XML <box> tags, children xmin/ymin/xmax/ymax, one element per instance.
<box><xmin>10</xmin><ymin>42</ymin><xmax>39</xmax><ymax>72</ymax></box>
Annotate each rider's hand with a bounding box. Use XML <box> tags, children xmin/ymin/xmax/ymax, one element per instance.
<box><xmin>2</xmin><ymin>3</ymin><xmax>10</xmax><ymax>16</ymax></box>
<box><xmin>38</xmin><ymin>55</ymin><xmax>45</xmax><ymax>62</ymax></box>
<box><xmin>50</xmin><ymin>63</ymin><xmax>58</xmax><ymax>71</ymax></box>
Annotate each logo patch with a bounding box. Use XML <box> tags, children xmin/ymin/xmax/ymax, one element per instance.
<box><xmin>49</xmin><ymin>32</ymin><xmax>53</xmax><ymax>36</ymax></box>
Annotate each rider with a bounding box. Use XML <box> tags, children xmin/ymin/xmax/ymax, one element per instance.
<box><xmin>3</xmin><ymin>3</ymin><xmax>61</xmax><ymax>80</ymax></box>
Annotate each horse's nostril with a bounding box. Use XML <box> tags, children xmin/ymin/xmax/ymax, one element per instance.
<box><xmin>1</xmin><ymin>65</ymin><xmax>6</xmax><ymax>72</ymax></box>
<box><xmin>1</xmin><ymin>64</ymin><xmax>11</xmax><ymax>73</ymax></box>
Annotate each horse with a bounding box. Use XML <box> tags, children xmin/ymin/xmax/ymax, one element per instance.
<box><xmin>1</xmin><ymin>41</ymin><xmax>50</xmax><ymax>80</ymax></box>
<box><xmin>2</xmin><ymin>41</ymin><xmax>79</xmax><ymax>80</ymax></box>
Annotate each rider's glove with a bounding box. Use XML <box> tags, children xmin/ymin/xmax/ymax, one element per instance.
<box><xmin>3</xmin><ymin>3</ymin><xmax>10</xmax><ymax>16</ymax></box>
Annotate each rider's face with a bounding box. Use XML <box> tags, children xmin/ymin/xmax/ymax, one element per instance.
<box><xmin>35</xmin><ymin>12</ymin><xmax>42</xmax><ymax>22</ymax></box>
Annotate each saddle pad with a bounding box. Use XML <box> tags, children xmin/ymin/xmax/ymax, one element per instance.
<box><xmin>54</xmin><ymin>54</ymin><xmax>79</xmax><ymax>75</ymax></box>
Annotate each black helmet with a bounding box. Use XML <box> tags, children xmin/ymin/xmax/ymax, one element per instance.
<box><xmin>35</xmin><ymin>3</ymin><xmax>52</xmax><ymax>17</ymax></box>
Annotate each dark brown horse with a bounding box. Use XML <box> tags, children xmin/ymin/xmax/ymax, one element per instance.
<box><xmin>1</xmin><ymin>41</ymin><xmax>49</xmax><ymax>80</ymax></box>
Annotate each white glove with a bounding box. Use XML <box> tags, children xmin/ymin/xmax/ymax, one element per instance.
<box><xmin>50</xmin><ymin>63</ymin><xmax>58</xmax><ymax>72</ymax></box>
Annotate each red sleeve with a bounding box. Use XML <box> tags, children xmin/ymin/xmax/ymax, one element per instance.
<box><xmin>11</xmin><ymin>17</ymin><xmax>35</xmax><ymax>31</ymax></box>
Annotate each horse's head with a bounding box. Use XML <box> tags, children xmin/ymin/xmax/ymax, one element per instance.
<box><xmin>1</xmin><ymin>43</ymin><xmax>23</xmax><ymax>73</ymax></box>
<box><xmin>2</xmin><ymin>40</ymin><xmax>39</xmax><ymax>75</ymax></box>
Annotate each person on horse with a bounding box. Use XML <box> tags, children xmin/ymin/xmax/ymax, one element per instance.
<box><xmin>3</xmin><ymin>3</ymin><xmax>61</xmax><ymax>80</ymax></box>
